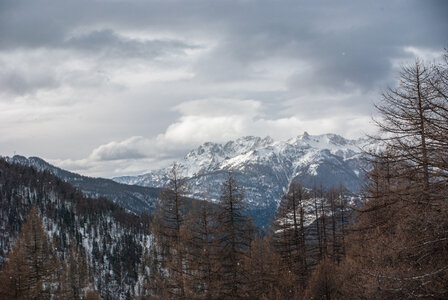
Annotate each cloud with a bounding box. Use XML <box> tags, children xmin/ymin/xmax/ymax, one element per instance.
<box><xmin>155</xmin><ymin>97</ymin><xmax>376</xmax><ymax>152</ymax></box>
<box><xmin>64</xmin><ymin>28</ymin><xmax>200</xmax><ymax>60</ymax></box>
<box><xmin>49</xmin><ymin>96</ymin><xmax>377</xmax><ymax>177</ymax></box>
<box><xmin>1</xmin><ymin>0</ymin><xmax>446</xmax><ymax>177</ymax></box>
<box><xmin>174</xmin><ymin>98</ymin><xmax>261</xmax><ymax>117</ymax></box>
<box><xmin>89</xmin><ymin>136</ymin><xmax>149</xmax><ymax>161</ymax></box>
<box><xmin>155</xmin><ymin>99</ymin><xmax>260</xmax><ymax>148</ymax></box>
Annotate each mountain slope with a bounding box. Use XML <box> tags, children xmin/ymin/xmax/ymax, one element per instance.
<box><xmin>114</xmin><ymin>132</ymin><xmax>369</xmax><ymax>227</ymax></box>
<box><xmin>4</xmin><ymin>155</ymin><xmax>161</xmax><ymax>215</ymax></box>
<box><xmin>0</xmin><ymin>159</ymin><xmax>151</xmax><ymax>299</ymax></box>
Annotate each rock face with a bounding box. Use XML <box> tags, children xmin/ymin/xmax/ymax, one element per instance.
<box><xmin>114</xmin><ymin>133</ymin><xmax>369</xmax><ymax>227</ymax></box>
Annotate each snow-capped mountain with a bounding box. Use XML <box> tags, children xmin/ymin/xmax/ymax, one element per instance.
<box><xmin>114</xmin><ymin>132</ymin><xmax>369</xmax><ymax>227</ymax></box>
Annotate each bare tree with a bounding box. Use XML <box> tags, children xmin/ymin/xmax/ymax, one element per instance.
<box><xmin>215</xmin><ymin>173</ymin><xmax>253</xmax><ymax>299</ymax></box>
<box><xmin>147</xmin><ymin>163</ymin><xmax>188</xmax><ymax>299</ymax></box>
<box><xmin>0</xmin><ymin>208</ymin><xmax>62</xmax><ymax>299</ymax></box>
<box><xmin>180</xmin><ymin>199</ymin><xmax>219</xmax><ymax>299</ymax></box>
<box><xmin>271</xmin><ymin>181</ymin><xmax>309</xmax><ymax>290</ymax></box>
<box><xmin>345</xmin><ymin>56</ymin><xmax>448</xmax><ymax>298</ymax></box>
<box><xmin>373</xmin><ymin>59</ymin><xmax>439</xmax><ymax>203</ymax></box>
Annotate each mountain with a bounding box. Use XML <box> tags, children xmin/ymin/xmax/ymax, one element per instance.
<box><xmin>114</xmin><ymin>132</ymin><xmax>369</xmax><ymax>227</ymax></box>
<box><xmin>4</xmin><ymin>155</ymin><xmax>161</xmax><ymax>215</ymax></box>
<box><xmin>0</xmin><ymin>159</ymin><xmax>151</xmax><ymax>298</ymax></box>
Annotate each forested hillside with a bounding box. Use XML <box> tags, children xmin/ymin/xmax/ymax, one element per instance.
<box><xmin>5</xmin><ymin>155</ymin><xmax>161</xmax><ymax>215</ymax></box>
<box><xmin>0</xmin><ymin>160</ymin><xmax>151</xmax><ymax>299</ymax></box>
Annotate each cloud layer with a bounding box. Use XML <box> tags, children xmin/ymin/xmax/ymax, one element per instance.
<box><xmin>0</xmin><ymin>0</ymin><xmax>447</xmax><ymax>177</ymax></box>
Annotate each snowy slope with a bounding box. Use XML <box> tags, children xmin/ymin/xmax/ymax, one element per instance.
<box><xmin>114</xmin><ymin>132</ymin><xmax>369</xmax><ymax>226</ymax></box>
<box><xmin>4</xmin><ymin>155</ymin><xmax>161</xmax><ymax>215</ymax></box>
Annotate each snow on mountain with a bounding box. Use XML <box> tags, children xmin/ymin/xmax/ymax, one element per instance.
<box><xmin>114</xmin><ymin>132</ymin><xmax>369</xmax><ymax>227</ymax></box>
<box><xmin>3</xmin><ymin>155</ymin><xmax>161</xmax><ymax>215</ymax></box>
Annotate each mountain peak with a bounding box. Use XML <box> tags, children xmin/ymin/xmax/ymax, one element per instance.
<box><xmin>114</xmin><ymin>132</ymin><xmax>368</xmax><ymax>228</ymax></box>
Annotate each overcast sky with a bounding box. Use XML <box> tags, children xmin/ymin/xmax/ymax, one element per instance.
<box><xmin>1</xmin><ymin>0</ymin><xmax>447</xmax><ymax>177</ymax></box>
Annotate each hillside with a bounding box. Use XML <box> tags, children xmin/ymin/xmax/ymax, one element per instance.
<box><xmin>0</xmin><ymin>159</ymin><xmax>151</xmax><ymax>298</ymax></box>
<box><xmin>4</xmin><ymin>155</ymin><xmax>161</xmax><ymax>215</ymax></box>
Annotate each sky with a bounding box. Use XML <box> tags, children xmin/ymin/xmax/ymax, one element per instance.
<box><xmin>0</xmin><ymin>0</ymin><xmax>447</xmax><ymax>178</ymax></box>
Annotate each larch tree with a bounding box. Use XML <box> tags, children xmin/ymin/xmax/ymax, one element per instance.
<box><xmin>343</xmin><ymin>56</ymin><xmax>448</xmax><ymax>298</ymax></box>
<box><xmin>271</xmin><ymin>181</ymin><xmax>309</xmax><ymax>290</ymax></box>
<box><xmin>244</xmin><ymin>235</ymin><xmax>298</xmax><ymax>300</ymax></box>
<box><xmin>427</xmin><ymin>50</ymin><xmax>448</xmax><ymax>180</ymax></box>
<box><xmin>147</xmin><ymin>163</ymin><xmax>188</xmax><ymax>299</ymax></box>
<box><xmin>61</xmin><ymin>238</ymin><xmax>92</xmax><ymax>300</ymax></box>
<box><xmin>215</xmin><ymin>173</ymin><xmax>253</xmax><ymax>299</ymax></box>
<box><xmin>373</xmin><ymin>59</ymin><xmax>439</xmax><ymax>202</ymax></box>
<box><xmin>0</xmin><ymin>208</ymin><xmax>62</xmax><ymax>299</ymax></box>
<box><xmin>180</xmin><ymin>199</ymin><xmax>219</xmax><ymax>299</ymax></box>
<box><xmin>304</xmin><ymin>257</ymin><xmax>341</xmax><ymax>300</ymax></box>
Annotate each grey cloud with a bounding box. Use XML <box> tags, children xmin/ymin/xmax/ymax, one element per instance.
<box><xmin>91</xmin><ymin>146</ymin><xmax>147</xmax><ymax>161</ymax></box>
<box><xmin>65</xmin><ymin>29</ymin><xmax>199</xmax><ymax>59</ymax></box>
<box><xmin>0</xmin><ymin>0</ymin><xmax>447</xmax><ymax>177</ymax></box>
<box><xmin>191</xmin><ymin>0</ymin><xmax>447</xmax><ymax>91</ymax></box>
<box><xmin>0</xmin><ymin>69</ymin><xmax>59</xmax><ymax>96</ymax></box>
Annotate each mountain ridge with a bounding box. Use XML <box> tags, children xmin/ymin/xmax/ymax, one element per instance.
<box><xmin>114</xmin><ymin>132</ymin><xmax>369</xmax><ymax>227</ymax></box>
<box><xmin>3</xmin><ymin>155</ymin><xmax>161</xmax><ymax>215</ymax></box>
